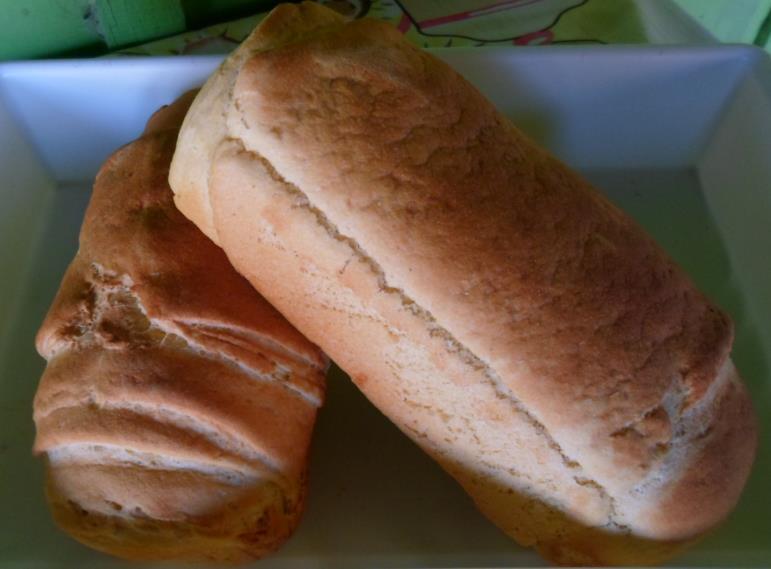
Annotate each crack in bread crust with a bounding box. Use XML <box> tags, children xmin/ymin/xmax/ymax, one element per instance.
<box><xmin>42</xmin><ymin>262</ymin><xmax>322</xmax><ymax>406</ymax></box>
<box><xmin>48</xmin><ymin>443</ymin><xmax>260</xmax><ymax>486</ymax></box>
<box><xmin>35</xmin><ymin>401</ymin><xmax>283</xmax><ymax>476</ymax></box>
<box><xmin>227</xmin><ymin>137</ymin><xmax>626</xmax><ymax>530</ymax></box>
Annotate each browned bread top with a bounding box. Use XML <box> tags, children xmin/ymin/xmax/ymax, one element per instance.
<box><xmin>169</xmin><ymin>2</ymin><xmax>757</xmax><ymax>561</ymax></box>
<box><xmin>33</xmin><ymin>93</ymin><xmax>327</xmax><ymax>562</ymax></box>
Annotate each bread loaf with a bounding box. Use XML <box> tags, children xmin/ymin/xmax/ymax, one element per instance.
<box><xmin>33</xmin><ymin>92</ymin><xmax>327</xmax><ymax>562</ymax></box>
<box><xmin>169</xmin><ymin>4</ymin><xmax>758</xmax><ymax>565</ymax></box>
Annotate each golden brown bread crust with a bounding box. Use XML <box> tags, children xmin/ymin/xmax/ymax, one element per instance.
<box><xmin>169</xmin><ymin>3</ymin><xmax>758</xmax><ymax>564</ymax></box>
<box><xmin>169</xmin><ymin>4</ymin><xmax>345</xmax><ymax>244</ymax></box>
<box><xmin>45</xmin><ymin>463</ymin><xmax>299</xmax><ymax>562</ymax></box>
<box><xmin>33</xmin><ymin>93</ymin><xmax>327</xmax><ymax>562</ymax></box>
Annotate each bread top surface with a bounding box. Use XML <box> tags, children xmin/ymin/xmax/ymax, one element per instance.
<box><xmin>169</xmin><ymin>2</ymin><xmax>346</xmax><ymax>244</ymax></box>
<box><xmin>170</xmin><ymin>2</ymin><xmax>757</xmax><ymax>541</ymax></box>
<box><xmin>35</xmin><ymin>94</ymin><xmax>327</xmax><ymax>484</ymax></box>
<box><xmin>37</xmin><ymin>93</ymin><xmax>326</xmax><ymax>374</ymax></box>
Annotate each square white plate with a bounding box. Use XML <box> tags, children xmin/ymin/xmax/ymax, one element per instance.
<box><xmin>1</xmin><ymin>46</ymin><xmax>769</xmax><ymax>567</ymax></box>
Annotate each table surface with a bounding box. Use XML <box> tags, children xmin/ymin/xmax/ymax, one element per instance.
<box><xmin>1</xmin><ymin>0</ymin><xmax>770</xmax><ymax>61</ymax></box>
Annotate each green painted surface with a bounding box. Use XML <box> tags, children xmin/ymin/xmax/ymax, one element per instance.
<box><xmin>1</xmin><ymin>0</ymin><xmax>770</xmax><ymax>60</ymax></box>
<box><xmin>93</xmin><ymin>0</ymin><xmax>185</xmax><ymax>48</ymax></box>
<box><xmin>675</xmin><ymin>0</ymin><xmax>771</xmax><ymax>43</ymax></box>
<box><xmin>0</xmin><ymin>0</ymin><xmax>101</xmax><ymax>59</ymax></box>
<box><xmin>0</xmin><ymin>0</ymin><xmax>190</xmax><ymax>60</ymax></box>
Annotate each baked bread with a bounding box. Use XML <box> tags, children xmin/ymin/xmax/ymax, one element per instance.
<box><xmin>33</xmin><ymin>92</ymin><xmax>327</xmax><ymax>562</ymax></box>
<box><xmin>169</xmin><ymin>4</ymin><xmax>758</xmax><ymax>565</ymax></box>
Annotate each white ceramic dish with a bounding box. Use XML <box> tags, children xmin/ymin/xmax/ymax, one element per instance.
<box><xmin>1</xmin><ymin>46</ymin><xmax>769</xmax><ymax>568</ymax></box>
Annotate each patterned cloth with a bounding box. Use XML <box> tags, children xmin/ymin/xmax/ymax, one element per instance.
<box><xmin>115</xmin><ymin>0</ymin><xmax>771</xmax><ymax>57</ymax></box>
